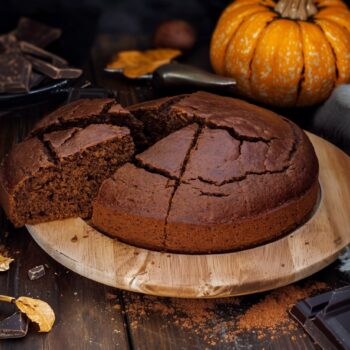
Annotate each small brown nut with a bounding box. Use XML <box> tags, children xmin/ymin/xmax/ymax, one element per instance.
<box><xmin>153</xmin><ymin>20</ymin><xmax>196</xmax><ymax>52</ymax></box>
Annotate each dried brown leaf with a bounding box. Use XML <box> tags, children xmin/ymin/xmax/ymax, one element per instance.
<box><xmin>0</xmin><ymin>254</ymin><xmax>14</xmax><ymax>272</ymax></box>
<box><xmin>107</xmin><ymin>49</ymin><xmax>181</xmax><ymax>78</ymax></box>
<box><xmin>15</xmin><ymin>297</ymin><xmax>55</xmax><ymax>332</ymax></box>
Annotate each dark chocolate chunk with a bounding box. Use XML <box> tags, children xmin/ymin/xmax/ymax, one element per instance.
<box><xmin>0</xmin><ymin>312</ymin><xmax>28</xmax><ymax>339</ymax></box>
<box><xmin>0</xmin><ymin>53</ymin><xmax>31</xmax><ymax>93</ymax></box>
<box><xmin>19</xmin><ymin>41</ymin><xmax>68</xmax><ymax>67</ymax></box>
<box><xmin>14</xmin><ymin>17</ymin><xmax>61</xmax><ymax>48</ymax></box>
<box><xmin>290</xmin><ymin>290</ymin><xmax>333</xmax><ymax>324</ymax></box>
<box><xmin>29</xmin><ymin>72</ymin><xmax>45</xmax><ymax>89</ymax></box>
<box><xmin>290</xmin><ymin>285</ymin><xmax>350</xmax><ymax>350</ymax></box>
<box><xmin>0</xmin><ymin>34</ymin><xmax>20</xmax><ymax>54</ymax></box>
<box><xmin>26</xmin><ymin>55</ymin><xmax>82</xmax><ymax>80</ymax></box>
<box><xmin>28</xmin><ymin>265</ymin><xmax>46</xmax><ymax>280</ymax></box>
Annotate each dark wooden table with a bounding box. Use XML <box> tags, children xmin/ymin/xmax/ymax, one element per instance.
<box><xmin>0</xmin><ymin>34</ymin><xmax>349</xmax><ymax>350</ymax></box>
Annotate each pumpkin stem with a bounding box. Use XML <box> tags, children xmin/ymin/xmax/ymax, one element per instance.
<box><xmin>275</xmin><ymin>0</ymin><xmax>317</xmax><ymax>20</ymax></box>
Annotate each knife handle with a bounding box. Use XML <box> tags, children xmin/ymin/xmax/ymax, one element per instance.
<box><xmin>152</xmin><ymin>63</ymin><xmax>236</xmax><ymax>96</ymax></box>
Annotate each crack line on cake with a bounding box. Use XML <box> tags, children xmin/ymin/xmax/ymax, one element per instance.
<box><xmin>40</xmin><ymin>138</ymin><xmax>61</xmax><ymax>165</ymax></box>
<box><xmin>190</xmin><ymin>165</ymin><xmax>291</xmax><ymax>187</ymax></box>
<box><xmin>30</xmin><ymin>100</ymin><xmax>117</xmax><ymax>138</ymax></box>
<box><xmin>205</xmin><ymin>121</ymin><xmax>276</xmax><ymax>144</ymax></box>
<box><xmin>133</xmin><ymin>158</ymin><xmax>178</xmax><ymax>181</ymax></box>
<box><xmin>284</xmin><ymin>119</ymin><xmax>301</xmax><ymax>165</ymax></box>
<box><xmin>237</xmin><ymin>140</ymin><xmax>243</xmax><ymax>159</ymax></box>
<box><xmin>187</xmin><ymin>115</ymin><xmax>276</xmax><ymax>144</ymax></box>
<box><xmin>102</xmin><ymin>100</ymin><xmax>117</xmax><ymax>114</ymax></box>
<box><xmin>162</xmin><ymin>124</ymin><xmax>203</xmax><ymax>248</ymax></box>
<box><xmin>54</xmin><ymin>127</ymin><xmax>81</xmax><ymax>149</ymax></box>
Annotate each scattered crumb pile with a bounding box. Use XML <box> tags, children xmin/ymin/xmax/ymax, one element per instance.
<box><xmin>237</xmin><ymin>281</ymin><xmax>328</xmax><ymax>332</ymax></box>
<box><xmin>121</xmin><ymin>281</ymin><xmax>328</xmax><ymax>346</ymax></box>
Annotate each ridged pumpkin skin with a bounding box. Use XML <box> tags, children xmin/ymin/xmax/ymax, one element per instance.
<box><xmin>210</xmin><ymin>0</ymin><xmax>350</xmax><ymax>107</ymax></box>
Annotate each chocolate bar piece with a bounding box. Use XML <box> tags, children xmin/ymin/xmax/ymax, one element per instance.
<box><xmin>0</xmin><ymin>53</ymin><xmax>31</xmax><ymax>93</ymax></box>
<box><xmin>19</xmin><ymin>41</ymin><xmax>68</xmax><ymax>67</ymax></box>
<box><xmin>14</xmin><ymin>17</ymin><xmax>61</xmax><ymax>48</ymax></box>
<box><xmin>0</xmin><ymin>312</ymin><xmax>28</xmax><ymax>339</ymax></box>
<box><xmin>26</xmin><ymin>55</ymin><xmax>82</xmax><ymax>80</ymax></box>
<box><xmin>0</xmin><ymin>34</ymin><xmax>21</xmax><ymax>54</ymax></box>
<box><xmin>28</xmin><ymin>265</ymin><xmax>46</xmax><ymax>280</ymax></box>
<box><xmin>29</xmin><ymin>72</ymin><xmax>45</xmax><ymax>89</ymax></box>
<box><xmin>290</xmin><ymin>285</ymin><xmax>350</xmax><ymax>350</ymax></box>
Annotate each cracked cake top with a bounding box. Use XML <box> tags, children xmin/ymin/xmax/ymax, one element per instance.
<box><xmin>92</xmin><ymin>92</ymin><xmax>319</xmax><ymax>254</ymax></box>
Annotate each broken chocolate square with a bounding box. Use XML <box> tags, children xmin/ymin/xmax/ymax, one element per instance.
<box><xmin>28</xmin><ymin>265</ymin><xmax>46</xmax><ymax>280</ymax></box>
<box><xmin>26</xmin><ymin>55</ymin><xmax>82</xmax><ymax>80</ymax></box>
<box><xmin>14</xmin><ymin>17</ymin><xmax>62</xmax><ymax>48</ymax></box>
<box><xmin>0</xmin><ymin>53</ymin><xmax>31</xmax><ymax>93</ymax></box>
<box><xmin>0</xmin><ymin>312</ymin><xmax>28</xmax><ymax>339</ymax></box>
<box><xmin>290</xmin><ymin>285</ymin><xmax>350</xmax><ymax>350</ymax></box>
<box><xmin>19</xmin><ymin>41</ymin><xmax>68</xmax><ymax>67</ymax></box>
<box><xmin>29</xmin><ymin>72</ymin><xmax>45</xmax><ymax>89</ymax></box>
<box><xmin>0</xmin><ymin>34</ymin><xmax>21</xmax><ymax>54</ymax></box>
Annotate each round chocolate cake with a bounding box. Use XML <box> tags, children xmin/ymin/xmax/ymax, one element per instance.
<box><xmin>0</xmin><ymin>92</ymin><xmax>319</xmax><ymax>254</ymax></box>
<box><xmin>92</xmin><ymin>92</ymin><xmax>319</xmax><ymax>253</ymax></box>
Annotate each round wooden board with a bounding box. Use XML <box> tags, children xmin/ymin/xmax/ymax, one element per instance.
<box><xmin>27</xmin><ymin>133</ymin><xmax>350</xmax><ymax>298</ymax></box>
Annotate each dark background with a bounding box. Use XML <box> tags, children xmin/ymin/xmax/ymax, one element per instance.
<box><xmin>1</xmin><ymin>0</ymin><xmax>350</xmax><ymax>150</ymax></box>
<box><xmin>0</xmin><ymin>0</ymin><xmax>231</xmax><ymax>72</ymax></box>
<box><xmin>0</xmin><ymin>0</ymin><xmax>224</xmax><ymax>34</ymax></box>
<box><xmin>2</xmin><ymin>0</ymin><xmax>350</xmax><ymax>73</ymax></box>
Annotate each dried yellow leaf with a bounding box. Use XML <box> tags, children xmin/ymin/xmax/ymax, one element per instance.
<box><xmin>15</xmin><ymin>297</ymin><xmax>55</xmax><ymax>332</ymax></box>
<box><xmin>107</xmin><ymin>49</ymin><xmax>181</xmax><ymax>78</ymax></box>
<box><xmin>0</xmin><ymin>254</ymin><xmax>14</xmax><ymax>271</ymax></box>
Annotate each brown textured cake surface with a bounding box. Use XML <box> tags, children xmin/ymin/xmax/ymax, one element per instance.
<box><xmin>0</xmin><ymin>99</ymin><xmax>135</xmax><ymax>227</ymax></box>
<box><xmin>30</xmin><ymin>97</ymin><xmax>146</xmax><ymax>148</ymax></box>
<box><xmin>93</xmin><ymin>164</ymin><xmax>176</xmax><ymax>250</ymax></box>
<box><xmin>93</xmin><ymin>91</ymin><xmax>319</xmax><ymax>253</ymax></box>
<box><xmin>30</xmin><ymin>98</ymin><xmax>115</xmax><ymax>135</ymax></box>
<box><xmin>135</xmin><ymin>123</ymin><xmax>199</xmax><ymax>178</ymax></box>
<box><xmin>44</xmin><ymin>124</ymin><xmax>131</xmax><ymax>160</ymax></box>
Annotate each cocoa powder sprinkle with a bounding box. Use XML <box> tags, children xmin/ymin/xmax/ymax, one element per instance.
<box><xmin>120</xmin><ymin>281</ymin><xmax>329</xmax><ymax>346</ymax></box>
<box><xmin>237</xmin><ymin>282</ymin><xmax>328</xmax><ymax>331</ymax></box>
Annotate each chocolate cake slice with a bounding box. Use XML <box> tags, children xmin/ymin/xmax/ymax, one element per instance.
<box><xmin>92</xmin><ymin>163</ymin><xmax>176</xmax><ymax>250</ymax></box>
<box><xmin>0</xmin><ymin>99</ymin><xmax>135</xmax><ymax>228</ymax></box>
<box><xmin>92</xmin><ymin>124</ymin><xmax>198</xmax><ymax>250</ymax></box>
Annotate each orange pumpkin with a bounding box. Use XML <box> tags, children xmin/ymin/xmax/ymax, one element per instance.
<box><xmin>210</xmin><ymin>0</ymin><xmax>350</xmax><ymax>107</ymax></box>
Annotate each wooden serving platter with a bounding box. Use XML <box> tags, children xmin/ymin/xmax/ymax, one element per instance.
<box><xmin>27</xmin><ymin>133</ymin><xmax>350</xmax><ymax>298</ymax></box>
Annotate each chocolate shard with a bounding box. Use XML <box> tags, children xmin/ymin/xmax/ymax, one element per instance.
<box><xmin>0</xmin><ymin>53</ymin><xmax>31</xmax><ymax>93</ymax></box>
<box><xmin>290</xmin><ymin>285</ymin><xmax>350</xmax><ymax>350</ymax></box>
<box><xmin>28</xmin><ymin>265</ymin><xmax>46</xmax><ymax>280</ymax></box>
<box><xmin>14</xmin><ymin>17</ymin><xmax>61</xmax><ymax>48</ymax></box>
<box><xmin>0</xmin><ymin>311</ymin><xmax>29</xmax><ymax>339</ymax></box>
<box><xmin>29</xmin><ymin>72</ymin><xmax>45</xmax><ymax>89</ymax></box>
<box><xmin>19</xmin><ymin>41</ymin><xmax>68</xmax><ymax>67</ymax></box>
<box><xmin>26</xmin><ymin>55</ymin><xmax>82</xmax><ymax>80</ymax></box>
